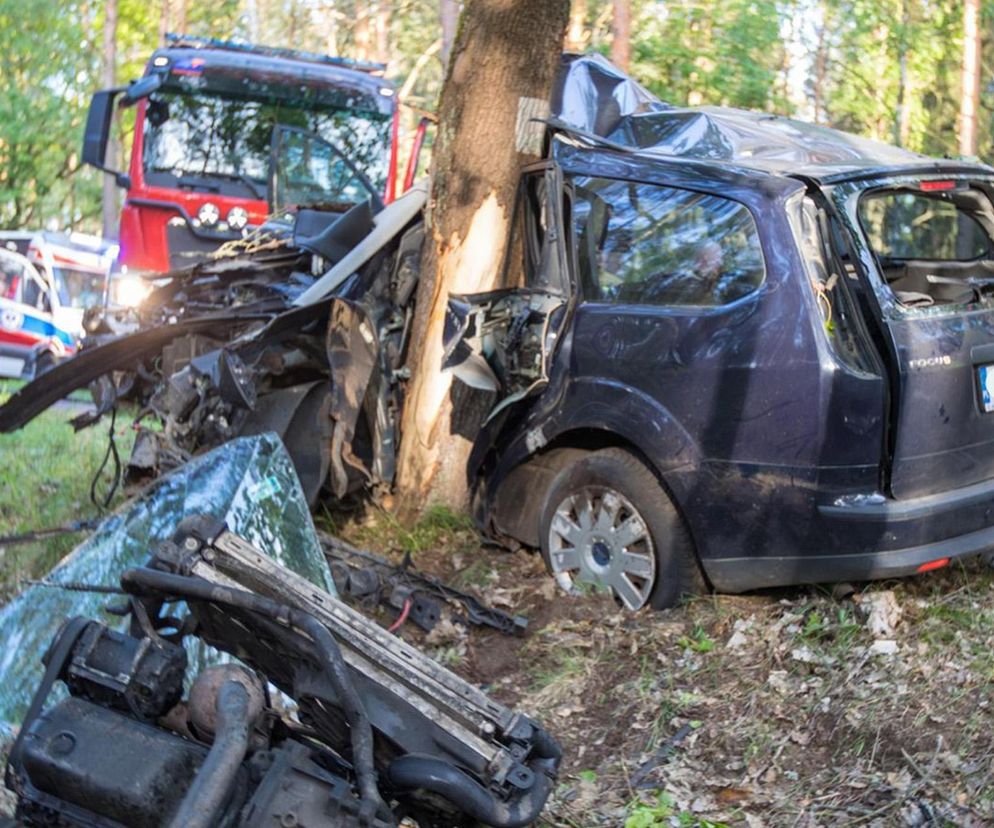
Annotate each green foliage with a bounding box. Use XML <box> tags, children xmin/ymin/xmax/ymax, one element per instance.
<box><xmin>625</xmin><ymin>792</ymin><xmax>730</xmax><ymax>828</ymax></box>
<box><xmin>0</xmin><ymin>0</ymin><xmax>100</xmax><ymax>228</ymax></box>
<box><xmin>0</xmin><ymin>381</ymin><xmax>135</xmax><ymax>593</ymax></box>
<box><xmin>677</xmin><ymin>625</ymin><xmax>715</xmax><ymax>653</ymax></box>
<box><xmin>631</xmin><ymin>0</ymin><xmax>789</xmax><ymax>111</ymax></box>
<box><xmin>820</xmin><ymin>0</ymin><xmax>964</xmax><ymax>154</ymax></box>
<box><xmin>2</xmin><ymin>0</ymin><xmax>994</xmax><ymax>234</ymax></box>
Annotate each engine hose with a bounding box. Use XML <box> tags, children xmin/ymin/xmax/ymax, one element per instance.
<box><xmin>167</xmin><ymin>680</ymin><xmax>251</xmax><ymax>828</ymax></box>
<box><xmin>120</xmin><ymin>567</ymin><xmax>392</xmax><ymax>826</ymax></box>
<box><xmin>386</xmin><ymin>754</ymin><xmax>559</xmax><ymax>828</ymax></box>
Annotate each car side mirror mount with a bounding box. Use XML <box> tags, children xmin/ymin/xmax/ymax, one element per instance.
<box><xmin>123</xmin><ymin>73</ymin><xmax>163</xmax><ymax>104</ymax></box>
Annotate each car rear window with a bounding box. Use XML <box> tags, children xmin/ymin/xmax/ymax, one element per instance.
<box><xmin>569</xmin><ymin>176</ymin><xmax>765</xmax><ymax>307</ymax></box>
<box><xmin>859</xmin><ymin>189</ymin><xmax>991</xmax><ymax>260</ymax></box>
<box><xmin>857</xmin><ymin>184</ymin><xmax>994</xmax><ymax>309</ymax></box>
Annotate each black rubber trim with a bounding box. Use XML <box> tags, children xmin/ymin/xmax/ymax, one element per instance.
<box><xmin>705</xmin><ymin>521</ymin><xmax>994</xmax><ymax>592</ymax></box>
<box><xmin>818</xmin><ymin>478</ymin><xmax>994</xmax><ymax>523</ymax></box>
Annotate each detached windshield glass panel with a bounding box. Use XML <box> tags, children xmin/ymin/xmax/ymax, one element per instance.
<box><xmin>142</xmin><ymin>89</ymin><xmax>391</xmax><ymax>202</ymax></box>
<box><xmin>858</xmin><ymin>185</ymin><xmax>994</xmax><ymax>309</ymax></box>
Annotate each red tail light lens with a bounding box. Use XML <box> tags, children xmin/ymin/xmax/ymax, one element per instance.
<box><xmin>919</xmin><ymin>180</ymin><xmax>957</xmax><ymax>192</ymax></box>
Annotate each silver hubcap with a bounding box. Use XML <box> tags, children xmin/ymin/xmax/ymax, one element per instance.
<box><xmin>548</xmin><ymin>486</ymin><xmax>656</xmax><ymax>610</ymax></box>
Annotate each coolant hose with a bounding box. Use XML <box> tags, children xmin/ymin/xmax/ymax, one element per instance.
<box><xmin>386</xmin><ymin>754</ymin><xmax>559</xmax><ymax>828</ymax></box>
<box><xmin>167</xmin><ymin>679</ymin><xmax>251</xmax><ymax>828</ymax></box>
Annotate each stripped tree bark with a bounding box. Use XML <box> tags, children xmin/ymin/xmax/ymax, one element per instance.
<box><xmin>960</xmin><ymin>0</ymin><xmax>981</xmax><ymax>157</ymax></box>
<box><xmin>394</xmin><ymin>0</ymin><xmax>570</xmax><ymax>512</ymax></box>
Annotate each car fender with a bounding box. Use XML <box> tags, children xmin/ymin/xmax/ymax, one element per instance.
<box><xmin>480</xmin><ymin>376</ymin><xmax>702</xmax><ymax>547</ymax></box>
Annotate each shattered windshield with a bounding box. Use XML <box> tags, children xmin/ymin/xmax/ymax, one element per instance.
<box><xmin>857</xmin><ymin>184</ymin><xmax>994</xmax><ymax>310</ymax></box>
<box><xmin>0</xmin><ymin>433</ymin><xmax>333</xmax><ymax>739</ymax></box>
<box><xmin>142</xmin><ymin>89</ymin><xmax>391</xmax><ymax>198</ymax></box>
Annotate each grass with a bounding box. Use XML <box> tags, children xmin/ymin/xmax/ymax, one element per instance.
<box><xmin>625</xmin><ymin>793</ymin><xmax>731</xmax><ymax>828</ymax></box>
<box><xmin>677</xmin><ymin>624</ymin><xmax>716</xmax><ymax>653</ymax></box>
<box><xmin>5</xmin><ymin>385</ymin><xmax>994</xmax><ymax>826</ymax></box>
<box><xmin>0</xmin><ymin>383</ymin><xmax>135</xmax><ymax>594</ymax></box>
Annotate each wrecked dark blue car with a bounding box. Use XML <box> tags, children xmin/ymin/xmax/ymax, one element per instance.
<box><xmin>451</xmin><ymin>56</ymin><xmax>994</xmax><ymax>609</ymax></box>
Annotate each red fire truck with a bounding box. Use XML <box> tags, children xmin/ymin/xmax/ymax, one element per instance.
<box><xmin>83</xmin><ymin>36</ymin><xmax>403</xmax><ymax>274</ymax></box>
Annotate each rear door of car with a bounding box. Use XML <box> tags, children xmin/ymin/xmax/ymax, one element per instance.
<box><xmin>838</xmin><ymin>175</ymin><xmax>994</xmax><ymax>499</ymax></box>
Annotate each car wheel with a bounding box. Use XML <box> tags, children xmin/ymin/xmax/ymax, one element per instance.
<box><xmin>539</xmin><ymin>447</ymin><xmax>700</xmax><ymax>610</ymax></box>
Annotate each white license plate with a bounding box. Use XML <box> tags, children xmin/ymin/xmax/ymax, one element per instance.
<box><xmin>0</xmin><ymin>355</ymin><xmax>25</xmax><ymax>378</ymax></box>
<box><xmin>980</xmin><ymin>364</ymin><xmax>994</xmax><ymax>412</ymax></box>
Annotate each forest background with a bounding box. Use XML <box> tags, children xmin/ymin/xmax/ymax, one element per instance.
<box><xmin>0</xmin><ymin>0</ymin><xmax>988</xmax><ymax>234</ymax></box>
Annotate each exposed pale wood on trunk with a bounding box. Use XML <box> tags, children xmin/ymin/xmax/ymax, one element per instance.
<box><xmin>395</xmin><ymin>0</ymin><xmax>570</xmax><ymax>512</ymax></box>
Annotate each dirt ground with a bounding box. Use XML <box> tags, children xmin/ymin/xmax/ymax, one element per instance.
<box><xmin>337</xmin><ymin>508</ymin><xmax>994</xmax><ymax>828</ymax></box>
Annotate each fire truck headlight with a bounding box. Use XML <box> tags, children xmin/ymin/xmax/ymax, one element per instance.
<box><xmin>197</xmin><ymin>202</ymin><xmax>220</xmax><ymax>227</ymax></box>
<box><xmin>117</xmin><ymin>276</ymin><xmax>149</xmax><ymax>308</ymax></box>
<box><xmin>227</xmin><ymin>206</ymin><xmax>249</xmax><ymax>230</ymax></box>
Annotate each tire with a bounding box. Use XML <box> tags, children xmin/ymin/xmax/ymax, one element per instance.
<box><xmin>538</xmin><ymin>447</ymin><xmax>701</xmax><ymax>610</ymax></box>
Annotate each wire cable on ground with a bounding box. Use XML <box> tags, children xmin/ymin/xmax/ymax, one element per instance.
<box><xmin>90</xmin><ymin>406</ymin><xmax>121</xmax><ymax>510</ymax></box>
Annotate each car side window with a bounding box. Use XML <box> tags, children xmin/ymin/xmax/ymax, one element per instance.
<box><xmin>21</xmin><ymin>275</ymin><xmax>42</xmax><ymax>310</ymax></box>
<box><xmin>0</xmin><ymin>253</ymin><xmax>25</xmax><ymax>302</ymax></box>
<box><xmin>570</xmin><ymin>175</ymin><xmax>765</xmax><ymax>307</ymax></box>
<box><xmin>504</xmin><ymin>173</ymin><xmax>558</xmax><ymax>291</ymax></box>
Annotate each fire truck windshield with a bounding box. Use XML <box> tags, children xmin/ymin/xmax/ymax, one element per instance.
<box><xmin>142</xmin><ymin>89</ymin><xmax>390</xmax><ymax>202</ymax></box>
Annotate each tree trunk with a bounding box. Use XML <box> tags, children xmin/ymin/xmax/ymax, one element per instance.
<box><xmin>440</xmin><ymin>0</ymin><xmax>460</xmax><ymax>68</ymax></box>
<box><xmin>892</xmin><ymin>0</ymin><xmax>911</xmax><ymax>148</ymax></box>
<box><xmin>101</xmin><ymin>0</ymin><xmax>118</xmax><ymax>240</ymax></box>
<box><xmin>354</xmin><ymin>2</ymin><xmax>372</xmax><ymax>62</ymax></box>
<box><xmin>960</xmin><ymin>0</ymin><xmax>981</xmax><ymax>156</ymax></box>
<box><xmin>159</xmin><ymin>0</ymin><xmax>170</xmax><ymax>45</ymax></box>
<box><xmin>245</xmin><ymin>0</ymin><xmax>260</xmax><ymax>43</ymax></box>
<box><xmin>610</xmin><ymin>0</ymin><xmax>630</xmax><ymax>71</ymax></box>
<box><xmin>812</xmin><ymin>20</ymin><xmax>827</xmax><ymax>123</ymax></box>
<box><xmin>394</xmin><ymin>0</ymin><xmax>570</xmax><ymax>512</ymax></box>
<box><xmin>375</xmin><ymin>0</ymin><xmax>391</xmax><ymax>66</ymax></box>
<box><xmin>324</xmin><ymin>1</ymin><xmax>340</xmax><ymax>56</ymax></box>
